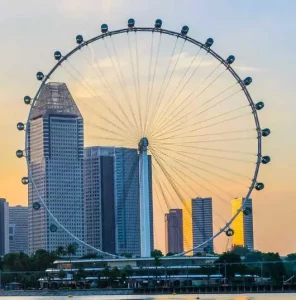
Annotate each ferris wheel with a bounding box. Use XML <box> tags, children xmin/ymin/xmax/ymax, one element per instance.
<box><xmin>16</xmin><ymin>18</ymin><xmax>271</xmax><ymax>257</ymax></box>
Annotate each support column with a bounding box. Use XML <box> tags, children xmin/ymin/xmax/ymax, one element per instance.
<box><xmin>139</xmin><ymin>137</ymin><xmax>151</xmax><ymax>257</ymax></box>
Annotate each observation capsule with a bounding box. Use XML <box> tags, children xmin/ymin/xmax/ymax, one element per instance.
<box><xmin>262</xmin><ymin>128</ymin><xmax>271</xmax><ymax>137</ymax></box>
<box><xmin>76</xmin><ymin>35</ymin><xmax>83</xmax><ymax>44</ymax></box>
<box><xmin>128</xmin><ymin>18</ymin><xmax>135</xmax><ymax>28</ymax></box>
<box><xmin>256</xmin><ymin>101</ymin><xmax>264</xmax><ymax>110</ymax></box>
<box><xmin>16</xmin><ymin>150</ymin><xmax>24</xmax><ymax>158</ymax></box>
<box><xmin>226</xmin><ymin>55</ymin><xmax>235</xmax><ymax>65</ymax></box>
<box><xmin>24</xmin><ymin>96</ymin><xmax>31</xmax><ymax>105</ymax></box>
<box><xmin>54</xmin><ymin>51</ymin><xmax>62</xmax><ymax>60</ymax></box>
<box><xmin>50</xmin><ymin>224</ymin><xmax>58</xmax><ymax>232</ymax></box>
<box><xmin>17</xmin><ymin>122</ymin><xmax>25</xmax><ymax>131</ymax></box>
<box><xmin>21</xmin><ymin>177</ymin><xmax>29</xmax><ymax>185</ymax></box>
<box><xmin>155</xmin><ymin>19</ymin><xmax>162</xmax><ymax>29</ymax></box>
<box><xmin>205</xmin><ymin>38</ymin><xmax>214</xmax><ymax>48</ymax></box>
<box><xmin>243</xmin><ymin>207</ymin><xmax>252</xmax><ymax>215</ymax></box>
<box><xmin>262</xmin><ymin>156</ymin><xmax>271</xmax><ymax>164</ymax></box>
<box><xmin>244</xmin><ymin>77</ymin><xmax>252</xmax><ymax>86</ymax></box>
<box><xmin>255</xmin><ymin>182</ymin><xmax>264</xmax><ymax>191</ymax></box>
<box><xmin>181</xmin><ymin>25</ymin><xmax>189</xmax><ymax>36</ymax></box>
<box><xmin>225</xmin><ymin>228</ymin><xmax>234</xmax><ymax>237</ymax></box>
<box><xmin>33</xmin><ymin>202</ymin><xmax>41</xmax><ymax>210</ymax></box>
<box><xmin>101</xmin><ymin>24</ymin><xmax>108</xmax><ymax>33</ymax></box>
<box><xmin>36</xmin><ymin>72</ymin><xmax>44</xmax><ymax>81</ymax></box>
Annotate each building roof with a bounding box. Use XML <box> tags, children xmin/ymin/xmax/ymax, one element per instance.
<box><xmin>53</xmin><ymin>255</ymin><xmax>218</xmax><ymax>265</ymax></box>
<box><xmin>30</xmin><ymin>82</ymin><xmax>82</xmax><ymax>119</ymax></box>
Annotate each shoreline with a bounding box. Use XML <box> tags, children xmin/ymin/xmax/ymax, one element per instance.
<box><xmin>1</xmin><ymin>288</ymin><xmax>296</xmax><ymax>297</ymax></box>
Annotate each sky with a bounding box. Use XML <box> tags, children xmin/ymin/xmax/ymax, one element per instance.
<box><xmin>0</xmin><ymin>0</ymin><xmax>296</xmax><ymax>255</ymax></box>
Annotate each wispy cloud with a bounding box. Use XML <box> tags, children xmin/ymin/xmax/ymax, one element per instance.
<box><xmin>234</xmin><ymin>65</ymin><xmax>266</xmax><ymax>72</ymax></box>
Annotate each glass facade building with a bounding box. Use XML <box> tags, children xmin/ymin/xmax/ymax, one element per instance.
<box><xmin>9</xmin><ymin>206</ymin><xmax>28</xmax><ymax>254</ymax></box>
<box><xmin>192</xmin><ymin>197</ymin><xmax>213</xmax><ymax>253</ymax></box>
<box><xmin>231</xmin><ymin>198</ymin><xmax>254</xmax><ymax>251</ymax></box>
<box><xmin>28</xmin><ymin>82</ymin><xmax>84</xmax><ymax>255</ymax></box>
<box><xmin>84</xmin><ymin>146</ymin><xmax>116</xmax><ymax>254</ymax></box>
<box><xmin>84</xmin><ymin>147</ymin><xmax>154</xmax><ymax>256</ymax></box>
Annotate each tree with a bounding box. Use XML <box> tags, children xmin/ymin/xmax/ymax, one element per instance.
<box><xmin>285</xmin><ymin>253</ymin><xmax>296</xmax><ymax>278</ymax></box>
<box><xmin>166</xmin><ymin>252</ymin><xmax>174</xmax><ymax>256</ymax></box>
<box><xmin>31</xmin><ymin>249</ymin><xmax>56</xmax><ymax>271</ymax></box>
<box><xmin>215</xmin><ymin>252</ymin><xmax>246</xmax><ymax>281</ymax></box>
<box><xmin>3</xmin><ymin>252</ymin><xmax>32</xmax><ymax>271</ymax></box>
<box><xmin>56</xmin><ymin>246</ymin><xmax>66</xmax><ymax>258</ymax></box>
<box><xmin>122</xmin><ymin>265</ymin><xmax>133</xmax><ymax>280</ymax></box>
<box><xmin>110</xmin><ymin>267</ymin><xmax>120</xmax><ymax>286</ymax></box>
<box><xmin>121</xmin><ymin>253</ymin><xmax>133</xmax><ymax>258</ymax></box>
<box><xmin>244</xmin><ymin>250</ymin><xmax>263</xmax><ymax>263</ymax></box>
<box><xmin>231</xmin><ymin>246</ymin><xmax>250</xmax><ymax>256</ymax></box>
<box><xmin>66</xmin><ymin>243</ymin><xmax>77</xmax><ymax>283</ymax></box>
<box><xmin>262</xmin><ymin>252</ymin><xmax>286</xmax><ymax>283</ymax></box>
<box><xmin>66</xmin><ymin>243</ymin><xmax>77</xmax><ymax>257</ymax></box>
<box><xmin>151</xmin><ymin>249</ymin><xmax>163</xmax><ymax>257</ymax></box>
<box><xmin>80</xmin><ymin>252</ymin><xmax>98</xmax><ymax>259</ymax></box>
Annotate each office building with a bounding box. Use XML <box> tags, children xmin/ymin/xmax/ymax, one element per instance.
<box><xmin>84</xmin><ymin>147</ymin><xmax>154</xmax><ymax>257</ymax></box>
<box><xmin>0</xmin><ymin>198</ymin><xmax>9</xmax><ymax>256</ymax></box>
<box><xmin>182</xmin><ymin>200</ymin><xmax>193</xmax><ymax>254</ymax></box>
<box><xmin>192</xmin><ymin>197</ymin><xmax>213</xmax><ymax>253</ymax></box>
<box><xmin>84</xmin><ymin>146</ymin><xmax>116</xmax><ymax>254</ymax></box>
<box><xmin>28</xmin><ymin>82</ymin><xmax>84</xmax><ymax>255</ymax></box>
<box><xmin>9</xmin><ymin>206</ymin><xmax>28</xmax><ymax>254</ymax></box>
<box><xmin>231</xmin><ymin>198</ymin><xmax>254</xmax><ymax>251</ymax></box>
<box><xmin>115</xmin><ymin>148</ymin><xmax>154</xmax><ymax>256</ymax></box>
<box><xmin>165</xmin><ymin>209</ymin><xmax>183</xmax><ymax>254</ymax></box>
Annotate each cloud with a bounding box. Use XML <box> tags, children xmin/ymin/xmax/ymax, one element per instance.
<box><xmin>56</xmin><ymin>0</ymin><xmax>121</xmax><ymax>16</ymax></box>
<box><xmin>233</xmin><ymin>65</ymin><xmax>265</xmax><ymax>72</ymax></box>
<box><xmin>172</xmin><ymin>52</ymin><xmax>217</xmax><ymax>71</ymax></box>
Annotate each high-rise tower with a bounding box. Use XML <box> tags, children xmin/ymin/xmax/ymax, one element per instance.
<box><xmin>0</xmin><ymin>198</ymin><xmax>9</xmax><ymax>256</ymax></box>
<box><xmin>84</xmin><ymin>146</ymin><xmax>116</xmax><ymax>254</ymax></box>
<box><xmin>115</xmin><ymin>147</ymin><xmax>154</xmax><ymax>256</ymax></box>
<box><xmin>9</xmin><ymin>206</ymin><xmax>28</xmax><ymax>254</ymax></box>
<box><xmin>28</xmin><ymin>82</ymin><xmax>84</xmax><ymax>255</ymax></box>
<box><xmin>84</xmin><ymin>146</ymin><xmax>154</xmax><ymax>257</ymax></box>
<box><xmin>165</xmin><ymin>209</ymin><xmax>183</xmax><ymax>254</ymax></box>
<box><xmin>182</xmin><ymin>199</ymin><xmax>193</xmax><ymax>254</ymax></box>
<box><xmin>231</xmin><ymin>198</ymin><xmax>254</xmax><ymax>251</ymax></box>
<box><xmin>192</xmin><ymin>197</ymin><xmax>213</xmax><ymax>253</ymax></box>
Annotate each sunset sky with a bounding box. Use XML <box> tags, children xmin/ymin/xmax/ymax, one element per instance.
<box><xmin>0</xmin><ymin>0</ymin><xmax>295</xmax><ymax>255</ymax></box>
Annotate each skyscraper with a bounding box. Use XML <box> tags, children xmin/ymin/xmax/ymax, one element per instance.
<box><xmin>182</xmin><ymin>199</ymin><xmax>193</xmax><ymax>254</ymax></box>
<box><xmin>84</xmin><ymin>146</ymin><xmax>154</xmax><ymax>257</ymax></box>
<box><xmin>9</xmin><ymin>206</ymin><xmax>28</xmax><ymax>254</ymax></box>
<box><xmin>84</xmin><ymin>146</ymin><xmax>116</xmax><ymax>254</ymax></box>
<box><xmin>28</xmin><ymin>82</ymin><xmax>84</xmax><ymax>255</ymax></box>
<box><xmin>165</xmin><ymin>209</ymin><xmax>183</xmax><ymax>254</ymax></box>
<box><xmin>115</xmin><ymin>148</ymin><xmax>154</xmax><ymax>256</ymax></box>
<box><xmin>231</xmin><ymin>198</ymin><xmax>254</xmax><ymax>251</ymax></box>
<box><xmin>0</xmin><ymin>198</ymin><xmax>9</xmax><ymax>256</ymax></box>
<box><xmin>192</xmin><ymin>197</ymin><xmax>213</xmax><ymax>253</ymax></box>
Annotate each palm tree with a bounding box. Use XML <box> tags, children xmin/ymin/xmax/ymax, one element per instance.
<box><xmin>66</xmin><ymin>243</ymin><xmax>77</xmax><ymax>285</ymax></box>
<box><xmin>56</xmin><ymin>246</ymin><xmax>66</xmax><ymax>258</ymax></box>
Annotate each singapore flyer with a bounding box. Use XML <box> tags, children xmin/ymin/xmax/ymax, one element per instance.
<box><xmin>16</xmin><ymin>18</ymin><xmax>270</xmax><ymax>258</ymax></box>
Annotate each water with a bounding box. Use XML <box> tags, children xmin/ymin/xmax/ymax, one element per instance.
<box><xmin>0</xmin><ymin>294</ymin><xmax>295</xmax><ymax>300</ymax></box>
